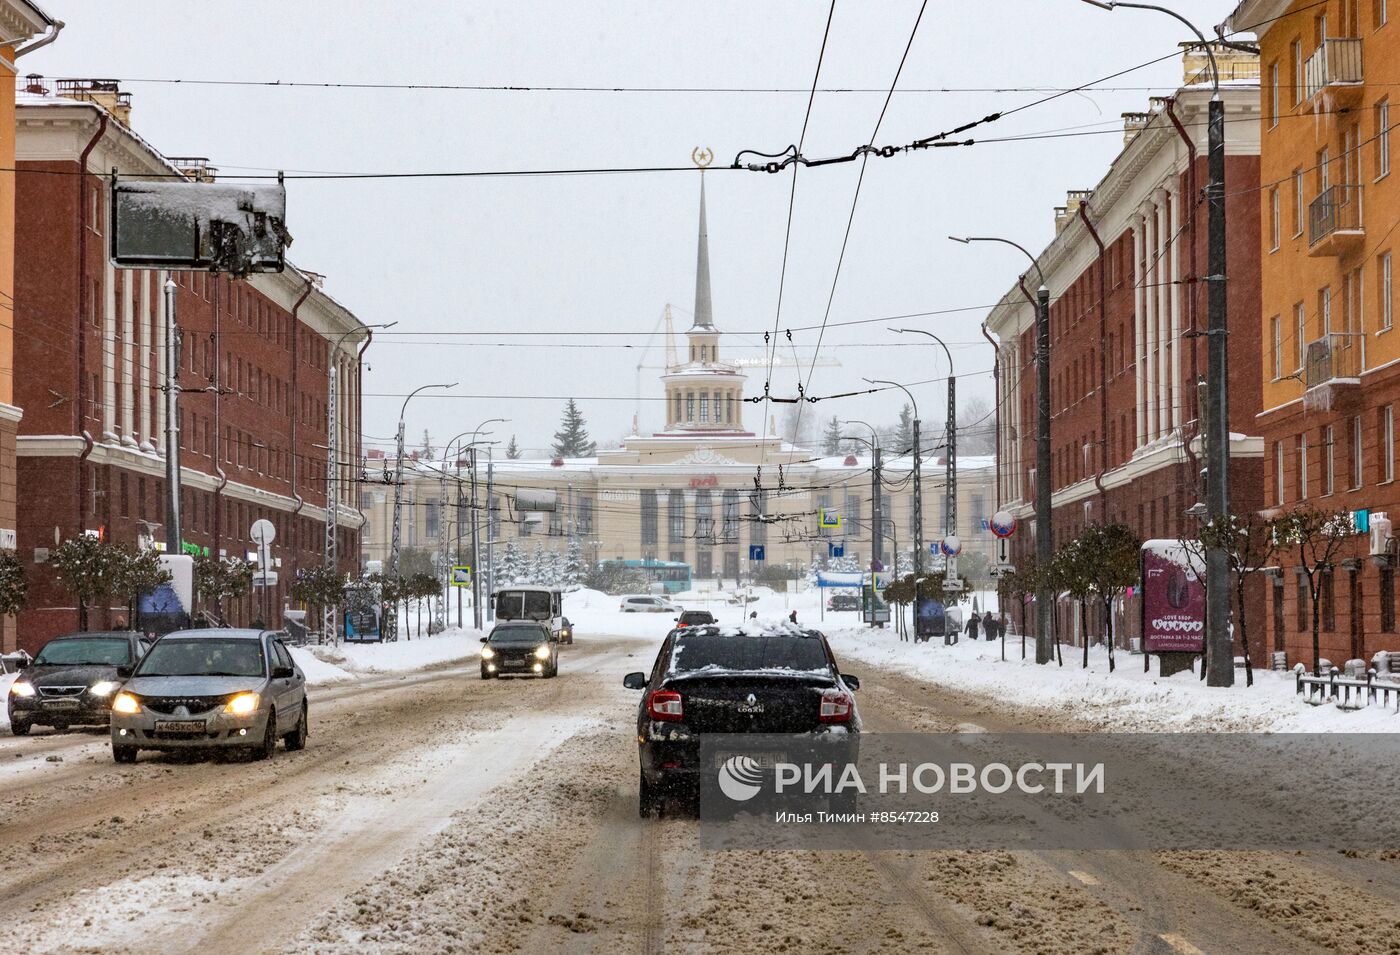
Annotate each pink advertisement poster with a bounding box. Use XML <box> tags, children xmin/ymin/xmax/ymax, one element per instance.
<box><xmin>1140</xmin><ymin>540</ymin><xmax>1205</xmax><ymax>654</ymax></box>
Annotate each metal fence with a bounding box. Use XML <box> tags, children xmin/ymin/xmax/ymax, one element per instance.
<box><xmin>1297</xmin><ymin>665</ymin><xmax>1400</xmax><ymax>712</ymax></box>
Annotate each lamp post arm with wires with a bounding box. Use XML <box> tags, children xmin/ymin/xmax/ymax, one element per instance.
<box><xmin>1080</xmin><ymin>0</ymin><xmax>1232</xmax><ymax>687</ymax></box>
<box><xmin>865</xmin><ymin>377</ymin><xmax>922</xmax><ymax>642</ymax></box>
<box><xmin>949</xmin><ymin>235</ymin><xmax>1051</xmax><ymax>664</ymax></box>
<box><xmin>889</xmin><ymin>328</ymin><xmax>956</xmax><ymax>583</ymax></box>
<box><xmin>443</xmin><ymin>419</ymin><xmax>507</xmax><ymax>630</ymax></box>
<box><xmin>842</xmin><ymin>422</ymin><xmax>884</xmax><ymax>625</ymax></box>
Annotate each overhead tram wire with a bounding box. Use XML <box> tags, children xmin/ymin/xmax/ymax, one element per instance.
<box><xmin>759</xmin><ymin>0</ymin><xmax>836</xmax><ymax>422</ymax></box>
<box><xmin>792</xmin><ymin>0</ymin><xmax>929</xmax><ymax>451</ymax></box>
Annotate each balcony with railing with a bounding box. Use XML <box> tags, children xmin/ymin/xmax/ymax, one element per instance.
<box><xmin>1303</xmin><ymin>37</ymin><xmax>1364</xmax><ymax>104</ymax></box>
<box><xmin>1304</xmin><ymin>333</ymin><xmax>1363</xmax><ymax>405</ymax></box>
<box><xmin>1308</xmin><ymin>184</ymin><xmax>1364</xmax><ymax>257</ymax></box>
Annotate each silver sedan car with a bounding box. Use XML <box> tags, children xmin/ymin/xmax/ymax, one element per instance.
<box><xmin>109</xmin><ymin>629</ymin><xmax>308</xmax><ymax>763</ymax></box>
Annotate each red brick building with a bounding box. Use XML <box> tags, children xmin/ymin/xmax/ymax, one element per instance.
<box><xmin>986</xmin><ymin>47</ymin><xmax>1268</xmax><ymax>662</ymax></box>
<box><xmin>11</xmin><ymin>78</ymin><xmax>366</xmax><ymax>651</ymax></box>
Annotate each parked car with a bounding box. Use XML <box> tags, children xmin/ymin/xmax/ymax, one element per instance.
<box><xmin>108</xmin><ymin>628</ymin><xmax>308</xmax><ymax>763</ymax></box>
<box><xmin>558</xmin><ymin>617</ymin><xmax>575</xmax><ymax>645</ymax></box>
<box><xmin>827</xmin><ymin>593</ymin><xmax>860</xmax><ymax>612</ymax></box>
<box><xmin>619</xmin><ymin>594</ymin><xmax>679</xmax><ymax>614</ymax></box>
<box><xmin>480</xmin><ymin>622</ymin><xmax>558</xmax><ymax>679</ymax></box>
<box><xmin>624</xmin><ymin>624</ymin><xmax>861</xmax><ymax>817</ymax></box>
<box><xmin>7</xmin><ymin>631</ymin><xmax>151</xmax><ymax>736</ymax></box>
<box><xmin>675</xmin><ymin>610</ymin><xmax>716</xmax><ymax>628</ymax></box>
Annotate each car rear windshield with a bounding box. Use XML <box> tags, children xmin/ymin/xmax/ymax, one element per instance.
<box><xmin>668</xmin><ymin>635</ymin><xmax>832</xmax><ymax>678</ymax></box>
<box><xmin>489</xmin><ymin>626</ymin><xmax>546</xmax><ymax>643</ymax></box>
<box><xmin>33</xmin><ymin>637</ymin><xmax>130</xmax><ymax>667</ymax></box>
<box><xmin>135</xmin><ymin>639</ymin><xmax>265</xmax><ymax>678</ymax></box>
<box><xmin>680</xmin><ymin>612</ymin><xmax>714</xmax><ymax>623</ymax></box>
<box><xmin>497</xmin><ymin>590</ymin><xmax>553</xmax><ymax>621</ymax></box>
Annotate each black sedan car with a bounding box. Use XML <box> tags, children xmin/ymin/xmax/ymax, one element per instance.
<box><xmin>623</xmin><ymin>624</ymin><xmax>861</xmax><ymax>817</ymax></box>
<box><xmin>480</xmin><ymin>622</ymin><xmax>558</xmax><ymax>679</ymax></box>
<box><xmin>7</xmin><ymin>631</ymin><xmax>151</xmax><ymax>735</ymax></box>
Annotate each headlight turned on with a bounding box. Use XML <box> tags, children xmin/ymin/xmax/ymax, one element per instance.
<box><xmin>111</xmin><ymin>691</ymin><xmax>141</xmax><ymax>714</ymax></box>
<box><xmin>8</xmin><ymin>681</ymin><xmax>34</xmax><ymax>698</ymax></box>
<box><xmin>88</xmin><ymin>680</ymin><xmax>120</xmax><ymax>697</ymax></box>
<box><xmin>480</xmin><ymin>645</ymin><xmax>496</xmax><ymax>660</ymax></box>
<box><xmin>533</xmin><ymin>644</ymin><xmax>552</xmax><ymax>660</ymax></box>
<box><xmin>224</xmin><ymin>692</ymin><xmax>260</xmax><ymax>716</ymax></box>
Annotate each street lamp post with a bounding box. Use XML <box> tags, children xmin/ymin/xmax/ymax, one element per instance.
<box><xmin>889</xmin><ymin>329</ymin><xmax>958</xmax><ymax>567</ymax></box>
<box><xmin>389</xmin><ymin>383</ymin><xmax>457</xmax><ymax>605</ymax></box>
<box><xmin>841</xmin><ymin>430</ymin><xmax>887</xmax><ymax>630</ymax></box>
<box><xmin>865</xmin><ymin>377</ymin><xmax>922</xmax><ymax>639</ymax></box>
<box><xmin>1080</xmin><ymin>0</ymin><xmax>1231</xmax><ymax>686</ymax></box>
<box><xmin>950</xmin><ymin>235</ymin><xmax>1052</xmax><ymax>664</ymax></box>
<box><xmin>442</xmin><ymin>418</ymin><xmax>507</xmax><ymax>630</ymax></box>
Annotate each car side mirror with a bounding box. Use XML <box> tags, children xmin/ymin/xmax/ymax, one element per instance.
<box><xmin>116</xmin><ymin>665</ymin><xmax>133</xmax><ymax>679</ymax></box>
<box><xmin>673</xmin><ymin>617</ymin><xmax>679</xmax><ymax>622</ymax></box>
<box><xmin>272</xmin><ymin>665</ymin><xmax>295</xmax><ymax>679</ymax></box>
<box><xmin>842</xmin><ymin>674</ymin><xmax>860</xmax><ymax>691</ymax></box>
<box><xmin>479</xmin><ymin>636</ymin><xmax>488</xmax><ymax>643</ymax></box>
<box><xmin>623</xmin><ymin>671</ymin><xmax>647</xmax><ymax>690</ymax></box>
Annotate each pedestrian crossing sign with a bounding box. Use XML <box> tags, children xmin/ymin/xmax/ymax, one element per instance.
<box><xmin>451</xmin><ymin>565</ymin><xmax>472</xmax><ymax>587</ymax></box>
<box><xmin>819</xmin><ymin>508</ymin><xmax>841</xmax><ymax>529</ymax></box>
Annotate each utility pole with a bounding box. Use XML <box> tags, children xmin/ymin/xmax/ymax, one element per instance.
<box><xmin>1035</xmin><ymin>285</ymin><xmax>1054</xmax><ymax>664</ymax></box>
<box><xmin>388</xmin><ymin>382</ymin><xmax>456</xmax><ymax>582</ymax></box>
<box><xmin>485</xmin><ymin>450</ymin><xmax>495</xmax><ymax>623</ymax></box>
<box><xmin>946</xmin><ymin>370</ymin><xmax>957</xmax><ymax>566</ymax></box>
<box><xmin>163</xmin><ymin>279</ymin><xmax>181</xmax><ymax>554</ymax></box>
<box><xmin>871</xmin><ymin>444</ymin><xmax>884</xmax><ymax>629</ymax></box>
<box><xmin>437</xmin><ymin>442</ymin><xmax>449</xmax><ymax>632</ymax></box>
<box><xmin>324</xmin><ymin>362</ymin><xmax>339</xmax><ymax>638</ymax></box>
<box><xmin>471</xmin><ymin>446</ymin><xmax>482</xmax><ymax>630</ymax></box>
<box><xmin>1078</xmin><ymin>1</ymin><xmax>1232</xmax><ymax>683</ymax></box>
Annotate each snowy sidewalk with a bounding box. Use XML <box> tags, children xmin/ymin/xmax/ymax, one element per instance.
<box><xmin>825</xmin><ymin>626</ymin><xmax>1400</xmax><ymax>733</ymax></box>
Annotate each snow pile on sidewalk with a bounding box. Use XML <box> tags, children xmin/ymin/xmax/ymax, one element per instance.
<box><xmin>291</xmin><ymin>627</ymin><xmax>485</xmax><ymax>685</ymax></box>
<box><xmin>825</xmin><ymin>626</ymin><xmax>1400</xmax><ymax>733</ymax></box>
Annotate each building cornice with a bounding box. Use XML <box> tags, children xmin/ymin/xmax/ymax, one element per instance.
<box><xmin>1226</xmin><ymin>0</ymin><xmax>1294</xmax><ymax>39</ymax></box>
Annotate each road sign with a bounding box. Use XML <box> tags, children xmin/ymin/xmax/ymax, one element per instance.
<box><xmin>940</xmin><ymin>535</ymin><xmax>963</xmax><ymax>557</ymax></box>
<box><xmin>249</xmin><ymin>519</ymin><xmax>276</xmax><ymax>546</ymax></box>
<box><xmin>749</xmin><ymin>545</ymin><xmax>765</xmax><ymax>561</ymax></box>
<box><xmin>989</xmin><ymin>565</ymin><xmax>1016</xmax><ymax>579</ymax></box>
<box><xmin>829</xmin><ymin>542</ymin><xmax>845</xmax><ymax>558</ymax></box>
<box><xmin>451</xmin><ymin>565</ymin><xmax>472</xmax><ymax>587</ymax></box>
<box><xmin>991</xmin><ymin>510</ymin><xmax>1017</xmax><ymax>539</ymax></box>
<box><xmin>944</xmin><ymin>577</ymin><xmax>965</xmax><ymax>591</ymax></box>
<box><xmin>818</xmin><ymin>508</ymin><xmax>841</xmax><ymax>529</ymax></box>
<box><xmin>252</xmin><ymin>570</ymin><xmax>279</xmax><ymax>588</ymax></box>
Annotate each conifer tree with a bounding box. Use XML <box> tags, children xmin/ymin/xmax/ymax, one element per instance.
<box><xmin>821</xmin><ymin>415</ymin><xmax>844</xmax><ymax>455</ymax></box>
<box><xmin>506</xmin><ymin>435</ymin><xmax>522</xmax><ymax>459</ymax></box>
<box><xmin>551</xmin><ymin>400</ymin><xmax>597</xmax><ymax>457</ymax></box>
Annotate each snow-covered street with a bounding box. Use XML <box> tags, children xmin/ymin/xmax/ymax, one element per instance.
<box><xmin>0</xmin><ymin>601</ymin><xmax>1398</xmax><ymax>954</ymax></box>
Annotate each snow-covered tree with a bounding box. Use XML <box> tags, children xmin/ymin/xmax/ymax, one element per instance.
<box><xmin>893</xmin><ymin>404</ymin><xmax>914</xmax><ymax>454</ymax></box>
<box><xmin>497</xmin><ymin>541</ymin><xmax>522</xmax><ymax>585</ymax></box>
<box><xmin>563</xmin><ymin>539</ymin><xmax>585</xmax><ymax>587</ymax></box>
<box><xmin>506</xmin><ymin>435</ymin><xmax>522</xmax><ymax>460</ymax></box>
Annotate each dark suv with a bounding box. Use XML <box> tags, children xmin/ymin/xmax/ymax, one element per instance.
<box><xmin>623</xmin><ymin>624</ymin><xmax>861</xmax><ymax>817</ymax></box>
<box><xmin>675</xmin><ymin>610</ymin><xmax>716</xmax><ymax>628</ymax></box>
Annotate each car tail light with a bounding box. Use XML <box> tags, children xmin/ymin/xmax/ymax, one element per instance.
<box><xmin>647</xmin><ymin>689</ymin><xmax>683</xmax><ymax>722</ymax></box>
<box><xmin>819</xmin><ymin>689</ymin><xmax>853</xmax><ymax>723</ymax></box>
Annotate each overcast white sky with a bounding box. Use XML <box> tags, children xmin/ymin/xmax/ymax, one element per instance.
<box><xmin>25</xmin><ymin>0</ymin><xmax>1242</xmax><ymax>457</ymax></box>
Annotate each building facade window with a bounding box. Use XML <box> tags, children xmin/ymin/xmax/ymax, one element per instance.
<box><xmin>1293</xmin><ymin>168</ymin><xmax>1306</xmax><ymax>235</ymax></box>
<box><xmin>694</xmin><ymin>490</ymin><xmax>713</xmax><ymax>543</ymax></box>
<box><xmin>1383</xmin><ymin>567</ymin><xmax>1396</xmax><ymax>633</ymax></box>
<box><xmin>1270</xmin><ymin>187</ymin><xmax>1281</xmax><ymax>250</ymax></box>
<box><xmin>1295</xmin><ymin>302</ymin><xmax>1307</xmax><ymax>370</ymax></box>
<box><xmin>1291</xmin><ymin>38</ymin><xmax>1303</xmax><ymax>105</ymax></box>
<box><xmin>1384</xmin><ymin>406</ymin><xmax>1395</xmax><ymax>482</ymax></box>
<box><xmin>668</xmin><ymin>491</ymin><xmax>685</xmax><ymax>543</ymax></box>
<box><xmin>1269</xmin><ymin>61</ymin><xmax>1280</xmax><ymax>127</ymax></box>
<box><xmin>1352</xmin><ymin>415</ymin><xmax>1364</xmax><ymax>489</ymax></box>
<box><xmin>1382</xmin><ymin>251</ymin><xmax>1394</xmax><ymax>330</ymax></box>
<box><xmin>640</xmin><ymin>490</ymin><xmax>658</xmax><ymax>546</ymax></box>
<box><xmin>721</xmin><ymin>489</ymin><xmax>739</xmax><ymax>542</ymax></box>
<box><xmin>1379</xmin><ymin>99</ymin><xmax>1392</xmax><ymax>178</ymax></box>
<box><xmin>1324</xmin><ymin>425</ymin><xmax>1335</xmax><ymax>495</ymax></box>
<box><xmin>750</xmin><ymin>490</ymin><xmax>767</xmax><ymax>547</ymax></box>
<box><xmin>699</xmin><ymin>393</ymin><xmax>709</xmax><ymax>422</ymax></box>
<box><xmin>1322</xmin><ymin>572</ymin><xmax>1335</xmax><ymax>631</ymax></box>
<box><xmin>1271</xmin><ymin>315</ymin><xmax>1282</xmax><ymax>378</ymax></box>
<box><xmin>577</xmin><ymin>497</ymin><xmax>594</xmax><ymax>534</ymax></box>
<box><xmin>1299</xmin><ymin>434</ymin><xmax>1310</xmax><ymax>499</ymax></box>
<box><xmin>1275</xmin><ymin>441</ymin><xmax>1285</xmax><ymax>503</ymax></box>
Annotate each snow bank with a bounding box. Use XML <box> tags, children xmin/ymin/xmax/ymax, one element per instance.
<box><xmin>294</xmin><ymin>627</ymin><xmax>485</xmax><ymax>683</ymax></box>
<box><xmin>825</xmin><ymin>625</ymin><xmax>1400</xmax><ymax>733</ymax></box>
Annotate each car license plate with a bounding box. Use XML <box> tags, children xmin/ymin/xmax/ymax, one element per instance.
<box><xmin>155</xmin><ymin>720</ymin><xmax>205</xmax><ymax>733</ymax></box>
<box><xmin>714</xmin><ymin>751</ymin><xmax>786</xmax><ymax>770</ymax></box>
<box><xmin>42</xmin><ymin>698</ymin><xmax>80</xmax><ymax>709</ymax></box>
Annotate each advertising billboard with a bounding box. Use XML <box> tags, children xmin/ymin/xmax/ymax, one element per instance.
<box><xmin>1140</xmin><ymin>539</ymin><xmax>1205</xmax><ymax>654</ymax></box>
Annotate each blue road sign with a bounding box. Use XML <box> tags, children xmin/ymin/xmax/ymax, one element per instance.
<box><xmin>829</xmin><ymin>543</ymin><xmax>845</xmax><ymax>558</ymax></box>
<box><xmin>749</xmin><ymin>545</ymin><xmax>765</xmax><ymax>561</ymax></box>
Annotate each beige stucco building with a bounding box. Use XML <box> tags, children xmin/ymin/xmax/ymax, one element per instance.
<box><xmin>361</xmin><ymin>183</ymin><xmax>995</xmax><ymax>587</ymax></box>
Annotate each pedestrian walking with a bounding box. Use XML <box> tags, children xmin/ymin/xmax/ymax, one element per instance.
<box><xmin>982</xmin><ymin>610</ymin><xmax>997</xmax><ymax>641</ymax></box>
<box><xmin>788</xmin><ymin>610</ymin><xmax>798</xmax><ymax>625</ymax></box>
<box><xmin>965</xmin><ymin>611</ymin><xmax>981</xmax><ymax>640</ymax></box>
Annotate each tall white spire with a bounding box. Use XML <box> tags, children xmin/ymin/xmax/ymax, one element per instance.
<box><xmin>691</xmin><ymin>175</ymin><xmax>714</xmax><ymax>330</ymax></box>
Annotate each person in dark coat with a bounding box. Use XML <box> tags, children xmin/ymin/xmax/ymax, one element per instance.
<box><xmin>964</xmin><ymin>611</ymin><xmax>981</xmax><ymax>640</ymax></box>
<box><xmin>982</xmin><ymin>610</ymin><xmax>997</xmax><ymax>640</ymax></box>
<box><xmin>788</xmin><ymin>610</ymin><xmax>798</xmax><ymax>624</ymax></box>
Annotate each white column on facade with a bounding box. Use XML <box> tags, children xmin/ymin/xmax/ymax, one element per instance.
<box><xmin>1132</xmin><ymin>220</ymin><xmax>1145</xmax><ymax>449</ymax></box>
<box><xmin>1154</xmin><ymin>188</ymin><xmax>1170</xmax><ymax>441</ymax></box>
<box><xmin>139</xmin><ymin>271</ymin><xmax>154</xmax><ymax>450</ymax></box>
<box><xmin>1142</xmin><ymin>207</ymin><xmax>1158</xmax><ymax>442</ymax></box>
<box><xmin>1168</xmin><ymin>184</ymin><xmax>1183</xmax><ymax>433</ymax></box>
<box><xmin>154</xmin><ymin>270</ymin><xmax>167</xmax><ymax>455</ymax></box>
<box><xmin>102</xmin><ymin>257</ymin><xmax>118</xmax><ymax>442</ymax></box>
<box><xmin>120</xmin><ymin>267</ymin><xmax>136</xmax><ymax>446</ymax></box>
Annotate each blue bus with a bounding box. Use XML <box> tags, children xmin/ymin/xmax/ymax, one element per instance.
<box><xmin>601</xmin><ymin>559</ymin><xmax>692</xmax><ymax>594</ymax></box>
